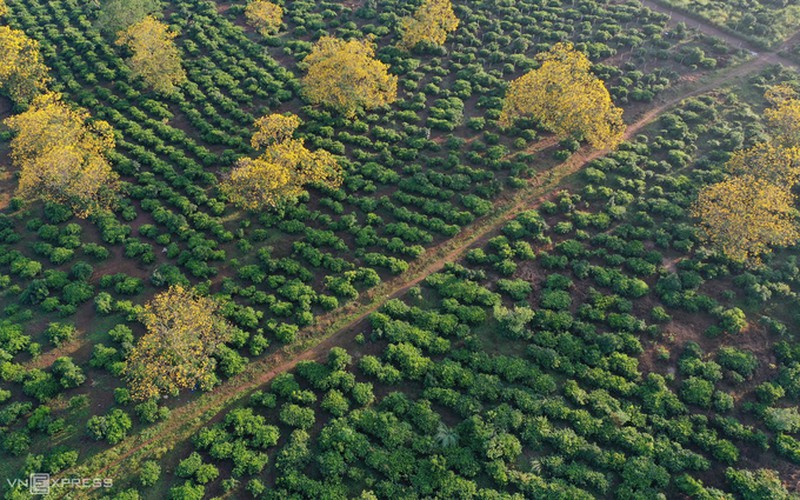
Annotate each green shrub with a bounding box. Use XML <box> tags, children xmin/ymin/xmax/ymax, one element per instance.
<box><xmin>496</xmin><ymin>279</ymin><xmax>532</xmax><ymax>300</ymax></box>
<box><xmin>44</xmin><ymin>323</ymin><xmax>76</xmax><ymax>347</ymax></box>
<box><xmin>86</xmin><ymin>409</ymin><xmax>132</xmax><ymax>444</ymax></box>
<box><xmin>680</xmin><ymin>377</ymin><xmax>714</xmax><ymax>408</ymax></box>
<box><xmin>321</xmin><ymin>389</ymin><xmax>349</xmax><ymax>417</ymax></box>
<box><xmin>540</xmin><ymin>290</ymin><xmax>572</xmax><ymax>310</ymax></box>
<box><xmin>140</xmin><ymin>461</ymin><xmax>161</xmax><ymax>487</ymax></box>
<box><xmin>717</xmin><ymin>347</ymin><xmax>758</xmax><ymax>379</ymax></box>
<box><xmin>279</xmin><ymin>403</ymin><xmax>316</xmax><ymax>430</ymax></box>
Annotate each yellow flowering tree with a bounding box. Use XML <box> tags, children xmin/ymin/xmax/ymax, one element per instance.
<box><xmin>0</xmin><ymin>26</ymin><xmax>50</xmax><ymax>104</ymax></box>
<box><xmin>301</xmin><ymin>36</ymin><xmax>398</xmax><ymax>117</ymax></box>
<box><xmin>499</xmin><ymin>42</ymin><xmax>625</xmax><ymax>150</ymax></box>
<box><xmin>125</xmin><ymin>285</ymin><xmax>233</xmax><ymax>401</ymax></box>
<box><xmin>725</xmin><ymin>142</ymin><xmax>800</xmax><ymax>186</ymax></box>
<box><xmin>398</xmin><ymin>0</ymin><xmax>459</xmax><ymax>50</ymax></box>
<box><xmin>116</xmin><ymin>16</ymin><xmax>186</xmax><ymax>94</ymax></box>
<box><xmin>764</xmin><ymin>85</ymin><xmax>800</xmax><ymax>148</ymax></box>
<box><xmin>0</xmin><ymin>0</ymin><xmax>7</xmax><ymax>17</ymax></box>
<box><xmin>250</xmin><ymin>112</ymin><xmax>301</xmax><ymax>148</ymax></box>
<box><xmin>691</xmin><ymin>175</ymin><xmax>800</xmax><ymax>265</ymax></box>
<box><xmin>4</xmin><ymin>92</ymin><xmax>118</xmax><ymax>217</ymax></box>
<box><xmin>222</xmin><ymin>113</ymin><xmax>343</xmax><ymax>210</ymax></box>
<box><xmin>245</xmin><ymin>0</ymin><xmax>283</xmax><ymax>36</ymax></box>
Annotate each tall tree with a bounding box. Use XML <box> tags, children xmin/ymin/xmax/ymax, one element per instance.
<box><xmin>499</xmin><ymin>42</ymin><xmax>625</xmax><ymax>150</ymax></box>
<box><xmin>221</xmin><ymin>113</ymin><xmax>342</xmax><ymax>210</ymax></box>
<box><xmin>398</xmin><ymin>0</ymin><xmax>459</xmax><ymax>50</ymax></box>
<box><xmin>0</xmin><ymin>26</ymin><xmax>50</xmax><ymax>105</ymax></box>
<box><xmin>4</xmin><ymin>92</ymin><xmax>118</xmax><ymax>217</ymax></box>
<box><xmin>725</xmin><ymin>142</ymin><xmax>800</xmax><ymax>186</ymax></box>
<box><xmin>95</xmin><ymin>0</ymin><xmax>161</xmax><ymax>36</ymax></box>
<box><xmin>764</xmin><ymin>84</ymin><xmax>800</xmax><ymax>148</ymax></box>
<box><xmin>116</xmin><ymin>16</ymin><xmax>186</xmax><ymax>94</ymax></box>
<box><xmin>691</xmin><ymin>174</ymin><xmax>800</xmax><ymax>265</ymax></box>
<box><xmin>125</xmin><ymin>285</ymin><xmax>233</xmax><ymax>401</ymax></box>
<box><xmin>245</xmin><ymin>0</ymin><xmax>283</xmax><ymax>37</ymax></box>
<box><xmin>301</xmin><ymin>36</ymin><xmax>398</xmax><ymax>117</ymax></box>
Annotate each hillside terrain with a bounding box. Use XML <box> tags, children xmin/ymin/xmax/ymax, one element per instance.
<box><xmin>0</xmin><ymin>0</ymin><xmax>799</xmax><ymax>499</ymax></box>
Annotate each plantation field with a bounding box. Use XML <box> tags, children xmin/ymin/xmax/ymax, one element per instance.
<box><xmin>149</xmin><ymin>71</ymin><xmax>800</xmax><ymax>499</ymax></box>
<box><xmin>647</xmin><ymin>0</ymin><xmax>800</xmax><ymax>49</ymax></box>
<box><xmin>0</xmin><ymin>0</ymin><xmax>799</xmax><ymax>499</ymax></box>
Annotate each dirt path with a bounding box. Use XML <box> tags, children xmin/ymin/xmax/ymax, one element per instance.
<box><xmin>60</xmin><ymin>27</ymin><xmax>799</xmax><ymax>497</ymax></box>
<box><xmin>639</xmin><ymin>0</ymin><xmax>800</xmax><ymax>68</ymax></box>
<box><xmin>638</xmin><ymin>0</ymin><xmax>762</xmax><ymax>52</ymax></box>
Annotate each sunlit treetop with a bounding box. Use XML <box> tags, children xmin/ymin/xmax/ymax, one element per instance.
<box><xmin>251</xmin><ymin>112</ymin><xmax>302</xmax><ymax>149</ymax></box>
<box><xmin>301</xmin><ymin>36</ymin><xmax>398</xmax><ymax>118</ymax></box>
<box><xmin>126</xmin><ymin>285</ymin><xmax>234</xmax><ymax>401</ymax></box>
<box><xmin>116</xmin><ymin>15</ymin><xmax>187</xmax><ymax>94</ymax></box>
<box><xmin>691</xmin><ymin>174</ymin><xmax>800</xmax><ymax>266</ymax></box>
<box><xmin>0</xmin><ymin>0</ymin><xmax>8</xmax><ymax>17</ymax></box>
<box><xmin>245</xmin><ymin>0</ymin><xmax>283</xmax><ymax>37</ymax></box>
<box><xmin>398</xmin><ymin>0</ymin><xmax>459</xmax><ymax>50</ymax></box>
<box><xmin>221</xmin><ymin>113</ymin><xmax>343</xmax><ymax>211</ymax></box>
<box><xmin>0</xmin><ymin>25</ymin><xmax>50</xmax><ymax>105</ymax></box>
<box><xmin>725</xmin><ymin>142</ymin><xmax>800</xmax><ymax>186</ymax></box>
<box><xmin>764</xmin><ymin>84</ymin><xmax>800</xmax><ymax>149</ymax></box>
<box><xmin>4</xmin><ymin>92</ymin><xmax>118</xmax><ymax>217</ymax></box>
<box><xmin>499</xmin><ymin>42</ymin><xmax>625</xmax><ymax>150</ymax></box>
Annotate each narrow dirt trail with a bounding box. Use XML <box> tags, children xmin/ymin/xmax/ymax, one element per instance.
<box><xmin>639</xmin><ymin>0</ymin><xmax>800</xmax><ymax>69</ymax></box>
<box><xmin>63</xmin><ymin>18</ymin><xmax>798</xmax><ymax>496</ymax></box>
<box><xmin>638</xmin><ymin>0</ymin><xmax>762</xmax><ymax>52</ymax></box>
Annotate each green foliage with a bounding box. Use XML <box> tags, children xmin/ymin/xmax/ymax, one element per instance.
<box><xmin>321</xmin><ymin>389</ymin><xmax>349</xmax><ymax>417</ymax></box>
<box><xmin>0</xmin><ymin>2</ymin><xmax>796</xmax><ymax>498</ymax></box>
<box><xmin>86</xmin><ymin>409</ymin><xmax>132</xmax><ymax>444</ymax></box>
<box><xmin>717</xmin><ymin>347</ymin><xmax>758</xmax><ymax>379</ymax></box>
<box><xmin>51</xmin><ymin>356</ymin><xmax>86</xmax><ymax>388</ymax></box>
<box><xmin>726</xmin><ymin>468</ymin><xmax>793</xmax><ymax>500</ymax></box>
<box><xmin>95</xmin><ymin>0</ymin><xmax>161</xmax><ymax>34</ymax></box>
<box><xmin>718</xmin><ymin>307</ymin><xmax>747</xmax><ymax>334</ymax></box>
<box><xmin>134</xmin><ymin>399</ymin><xmax>170</xmax><ymax>424</ymax></box>
<box><xmin>764</xmin><ymin>406</ymin><xmax>800</xmax><ymax>433</ymax></box>
<box><xmin>279</xmin><ymin>403</ymin><xmax>316</xmax><ymax>430</ymax></box>
<box><xmin>495</xmin><ymin>279</ymin><xmax>532</xmax><ymax>300</ymax></box>
<box><xmin>680</xmin><ymin>376</ymin><xmax>714</xmax><ymax>408</ymax></box>
<box><xmin>139</xmin><ymin>460</ymin><xmax>161</xmax><ymax>487</ymax></box>
<box><xmin>44</xmin><ymin>322</ymin><xmax>76</xmax><ymax>347</ymax></box>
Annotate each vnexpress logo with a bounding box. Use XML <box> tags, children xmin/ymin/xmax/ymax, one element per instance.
<box><xmin>6</xmin><ymin>473</ymin><xmax>113</xmax><ymax>495</ymax></box>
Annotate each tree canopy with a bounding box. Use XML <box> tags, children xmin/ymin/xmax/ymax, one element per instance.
<box><xmin>245</xmin><ymin>0</ymin><xmax>283</xmax><ymax>37</ymax></box>
<box><xmin>95</xmin><ymin>0</ymin><xmax>161</xmax><ymax>36</ymax></box>
<box><xmin>499</xmin><ymin>42</ymin><xmax>625</xmax><ymax>149</ymax></box>
<box><xmin>693</xmin><ymin>85</ymin><xmax>800</xmax><ymax>265</ymax></box>
<box><xmin>4</xmin><ymin>92</ymin><xmax>118</xmax><ymax>217</ymax></box>
<box><xmin>116</xmin><ymin>16</ymin><xmax>186</xmax><ymax>94</ymax></box>
<box><xmin>725</xmin><ymin>142</ymin><xmax>800</xmax><ymax>186</ymax></box>
<box><xmin>691</xmin><ymin>174</ymin><xmax>800</xmax><ymax>265</ymax></box>
<box><xmin>764</xmin><ymin>84</ymin><xmax>800</xmax><ymax>148</ymax></box>
<box><xmin>301</xmin><ymin>36</ymin><xmax>398</xmax><ymax>117</ymax></box>
<box><xmin>125</xmin><ymin>285</ymin><xmax>233</xmax><ymax>401</ymax></box>
<box><xmin>0</xmin><ymin>26</ymin><xmax>49</xmax><ymax>104</ymax></box>
<box><xmin>398</xmin><ymin>0</ymin><xmax>459</xmax><ymax>50</ymax></box>
<box><xmin>222</xmin><ymin>113</ymin><xmax>343</xmax><ymax>210</ymax></box>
